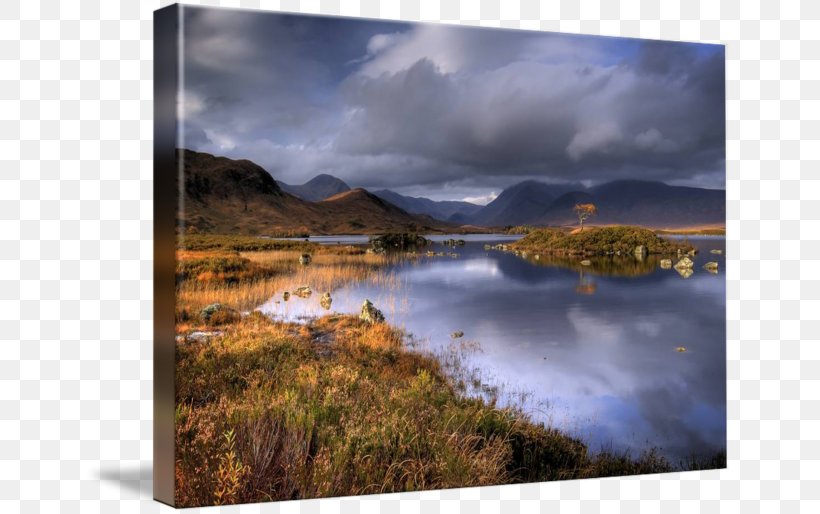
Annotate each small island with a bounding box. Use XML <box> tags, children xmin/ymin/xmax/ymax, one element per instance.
<box><xmin>507</xmin><ymin>225</ymin><xmax>695</xmax><ymax>257</ymax></box>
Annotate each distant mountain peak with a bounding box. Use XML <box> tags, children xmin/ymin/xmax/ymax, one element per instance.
<box><xmin>277</xmin><ymin>173</ymin><xmax>351</xmax><ymax>202</ymax></box>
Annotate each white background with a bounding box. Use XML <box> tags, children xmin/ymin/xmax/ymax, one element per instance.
<box><xmin>0</xmin><ymin>0</ymin><xmax>818</xmax><ymax>512</ymax></box>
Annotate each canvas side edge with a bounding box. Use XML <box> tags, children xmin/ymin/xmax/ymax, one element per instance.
<box><xmin>153</xmin><ymin>3</ymin><xmax>179</xmax><ymax>508</ymax></box>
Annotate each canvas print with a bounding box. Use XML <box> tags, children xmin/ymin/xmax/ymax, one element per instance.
<box><xmin>154</xmin><ymin>4</ymin><xmax>726</xmax><ymax>507</ymax></box>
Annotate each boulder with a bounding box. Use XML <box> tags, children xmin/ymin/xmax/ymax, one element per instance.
<box><xmin>674</xmin><ymin>257</ymin><xmax>694</xmax><ymax>270</ymax></box>
<box><xmin>292</xmin><ymin>285</ymin><xmax>312</xmax><ymax>298</ymax></box>
<box><xmin>703</xmin><ymin>261</ymin><xmax>719</xmax><ymax>273</ymax></box>
<box><xmin>299</xmin><ymin>253</ymin><xmax>312</xmax><ymax>265</ymax></box>
<box><xmin>319</xmin><ymin>292</ymin><xmax>332</xmax><ymax>310</ymax></box>
<box><xmin>675</xmin><ymin>267</ymin><xmax>694</xmax><ymax>279</ymax></box>
<box><xmin>687</xmin><ymin>249</ymin><xmax>697</xmax><ymax>256</ymax></box>
<box><xmin>199</xmin><ymin>303</ymin><xmax>240</xmax><ymax>324</ymax></box>
<box><xmin>659</xmin><ymin>259</ymin><xmax>673</xmax><ymax>269</ymax></box>
<box><xmin>634</xmin><ymin>245</ymin><xmax>647</xmax><ymax>259</ymax></box>
<box><xmin>580</xmin><ymin>259</ymin><xmax>592</xmax><ymax>266</ymax></box>
<box><xmin>360</xmin><ymin>299</ymin><xmax>384</xmax><ymax>324</ymax></box>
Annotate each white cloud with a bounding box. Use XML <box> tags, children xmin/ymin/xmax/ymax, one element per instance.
<box><xmin>462</xmin><ymin>192</ymin><xmax>498</xmax><ymax>205</ymax></box>
<box><xmin>566</xmin><ymin>123</ymin><xmax>624</xmax><ymax>161</ymax></box>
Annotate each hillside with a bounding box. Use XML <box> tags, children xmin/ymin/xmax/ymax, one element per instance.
<box><xmin>465</xmin><ymin>179</ymin><xmax>724</xmax><ymax>229</ymax></box>
<box><xmin>468</xmin><ymin>181</ymin><xmax>585</xmax><ymax>227</ymax></box>
<box><xmin>277</xmin><ymin>174</ymin><xmax>351</xmax><ymax>201</ymax></box>
<box><xmin>372</xmin><ymin>189</ymin><xmax>482</xmax><ymax>222</ymax></box>
<box><xmin>178</xmin><ymin>149</ymin><xmax>453</xmax><ymax>235</ymax></box>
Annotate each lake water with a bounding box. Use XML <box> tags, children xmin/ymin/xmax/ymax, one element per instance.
<box><xmin>259</xmin><ymin>234</ymin><xmax>726</xmax><ymax>462</ymax></box>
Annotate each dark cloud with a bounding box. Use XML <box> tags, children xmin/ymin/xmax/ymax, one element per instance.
<box><xmin>179</xmin><ymin>6</ymin><xmax>725</xmax><ymax>201</ymax></box>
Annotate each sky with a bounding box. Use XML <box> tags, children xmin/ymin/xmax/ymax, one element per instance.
<box><xmin>180</xmin><ymin>6</ymin><xmax>725</xmax><ymax>204</ymax></box>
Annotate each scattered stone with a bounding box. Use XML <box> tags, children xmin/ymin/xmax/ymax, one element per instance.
<box><xmin>703</xmin><ymin>261</ymin><xmax>719</xmax><ymax>273</ymax></box>
<box><xmin>580</xmin><ymin>259</ymin><xmax>592</xmax><ymax>266</ymax></box>
<box><xmin>451</xmin><ymin>330</ymin><xmax>465</xmax><ymax>339</ymax></box>
<box><xmin>299</xmin><ymin>253</ymin><xmax>312</xmax><ymax>265</ymax></box>
<box><xmin>659</xmin><ymin>259</ymin><xmax>673</xmax><ymax>269</ymax></box>
<box><xmin>675</xmin><ymin>267</ymin><xmax>694</xmax><ymax>279</ymax></box>
<box><xmin>710</xmin><ymin>249</ymin><xmax>723</xmax><ymax>255</ymax></box>
<box><xmin>319</xmin><ymin>292</ymin><xmax>332</xmax><ymax>310</ymax></box>
<box><xmin>675</xmin><ymin>346</ymin><xmax>687</xmax><ymax>353</ymax></box>
<box><xmin>674</xmin><ymin>257</ymin><xmax>695</xmax><ymax>270</ymax></box>
<box><xmin>293</xmin><ymin>286</ymin><xmax>312</xmax><ymax>298</ymax></box>
<box><xmin>360</xmin><ymin>299</ymin><xmax>384</xmax><ymax>324</ymax></box>
<box><xmin>199</xmin><ymin>303</ymin><xmax>239</xmax><ymax>324</ymax></box>
<box><xmin>186</xmin><ymin>330</ymin><xmax>224</xmax><ymax>342</ymax></box>
<box><xmin>282</xmin><ymin>291</ymin><xmax>290</xmax><ymax>301</ymax></box>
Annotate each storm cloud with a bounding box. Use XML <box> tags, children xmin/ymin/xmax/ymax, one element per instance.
<box><xmin>180</xmin><ymin>6</ymin><xmax>725</xmax><ymax>202</ymax></box>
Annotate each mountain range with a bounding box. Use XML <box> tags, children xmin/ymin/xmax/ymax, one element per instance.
<box><xmin>179</xmin><ymin>149</ymin><xmax>725</xmax><ymax>233</ymax></box>
<box><xmin>178</xmin><ymin>149</ymin><xmax>453</xmax><ymax>235</ymax></box>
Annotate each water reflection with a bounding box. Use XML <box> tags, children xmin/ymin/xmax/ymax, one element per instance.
<box><xmin>258</xmin><ymin>234</ymin><xmax>726</xmax><ymax>461</ymax></box>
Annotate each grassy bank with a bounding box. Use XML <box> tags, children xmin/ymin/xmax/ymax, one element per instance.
<box><xmin>511</xmin><ymin>226</ymin><xmax>694</xmax><ymax>256</ymax></box>
<box><xmin>176</xmin><ymin>312</ymin><xmax>719</xmax><ymax>507</ymax></box>
<box><xmin>174</xmin><ymin>235</ymin><xmax>724</xmax><ymax>506</ymax></box>
<box><xmin>175</xmin><ymin>243</ymin><xmax>400</xmax><ymax>326</ymax></box>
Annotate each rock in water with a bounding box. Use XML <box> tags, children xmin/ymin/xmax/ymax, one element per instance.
<box><xmin>703</xmin><ymin>261</ymin><xmax>719</xmax><ymax>273</ymax></box>
<box><xmin>282</xmin><ymin>291</ymin><xmax>290</xmax><ymax>301</ymax></box>
<box><xmin>674</xmin><ymin>257</ymin><xmax>694</xmax><ymax>270</ymax></box>
<box><xmin>293</xmin><ymin>286</ymin><xmax>312</xmax><ymax>298</ymax></box>
<box><xmin>660</xmin><ymin>259</ymin><xmax>673</xmax><ymax>269</ymax></box>
<box><xmin>299</xmin><ymin>253</ymin><xmax>312</xmax><ymax>265</ymax></box>
<box><xmin>451</xmin><ymin>330</ymin><xmax>464</xmax><ymax>339</ymax></box>
<box><xmin>710</xmin><ymin>249</ymin><xmax>723</xmax><ymax>255</ymax></box>
<box><xmin>675</xmin><ymin>267</ymin><xmax>694</xmax><ymax>279</ymax></box>
<box><xmin>360</xmin><ymin>299</ymin><xmax>384</xmax><ymax>324</ymax></box>
<box><xmin>320</xmin><ymin>292</ymin><xmax>332</xmax><ymax>310</ymax></box>
<box><xmin>634</xmin><ymin>245</ymin><xmax>647</xmax><ymax>259</ymax></box>
<box><xmin>580</xmin><ymin>259</ymin><xmax>592</xmax><ymax>266</ymax></box>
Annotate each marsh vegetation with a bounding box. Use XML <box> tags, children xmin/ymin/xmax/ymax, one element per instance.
<box><xmin>174</xmin><ymin>232</ymin><xmax>725</xmax><ymax>506</ymax></box>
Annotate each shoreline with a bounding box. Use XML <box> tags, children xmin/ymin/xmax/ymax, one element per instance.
<box><xmin>174</xmin><ymin>235</ymin><xmax>725</xmax><ymax>506</ymax></box>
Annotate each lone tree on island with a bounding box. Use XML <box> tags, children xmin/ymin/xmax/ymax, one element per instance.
<box><xmin>573</xmin><ymin>203</ymin><xmax>598</xmax><ymax>231</ymax></box>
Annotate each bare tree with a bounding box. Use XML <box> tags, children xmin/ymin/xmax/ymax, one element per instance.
<box><xmin>573</xmin><ymin>203</ymin><xmax>598</xmax><ymax>231</ymax></box>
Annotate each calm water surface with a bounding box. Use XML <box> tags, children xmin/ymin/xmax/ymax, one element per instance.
<box><xmin>260</xmin><ymin>234</ymin><xmax>726</xmax><ymax>461</ymax></box>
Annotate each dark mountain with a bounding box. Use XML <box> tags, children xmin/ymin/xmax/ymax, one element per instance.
<box><xmin>465</xmin><ymin>179</ymin><xmax>724</xmax><ymax>229</ymax></box>
<box><xmin>277</xmin><ymin>174</ymin><xmax>351</xmax><ymax>201</ymax></box>
<box><xmin>467</xmin><ymin>181</ymin><xmax>585</xmax><ymax>227</ymax></box>
<box><xmin>177</xmin><ymin>149</ymin><xmax>453</xmax><ymax>235</ymax></box>
<box><xmin>576</xmin><ymin>180</ymin><xmax>725</xmax><ymax>228</ymax></box>
<box><xmin>372</xmin><ymin>189</ymin><xmax>482</xmax><ymax>222</ymax></box>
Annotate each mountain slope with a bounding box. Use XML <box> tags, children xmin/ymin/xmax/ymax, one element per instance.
<box><xmin>468</xmin><ymin>181</ymin><xmax>584</xmax><ymax>227</ymax></box>
<box><xmin>466</xmin><ymin>179</ymin><xmax>724</xmax><ymax>229</ymax></box>
<box><xmin>372</xmin><ymin>189</ymin><xmax>482</xmax><ymax>221</ymax></box>
<box><xmin>578</xmin><ymin>180</ymin><xmax>725</xmax><ymax>228</ymax></box>
<box><xmin>276</xmin><ymin>174</ymin><xmax>351</xmax><ymax>201</ymax></box>
<box><xmin>178</xmin><ymin>149</ymin><xmax>453</xmax><ymax>235</ymax></box>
